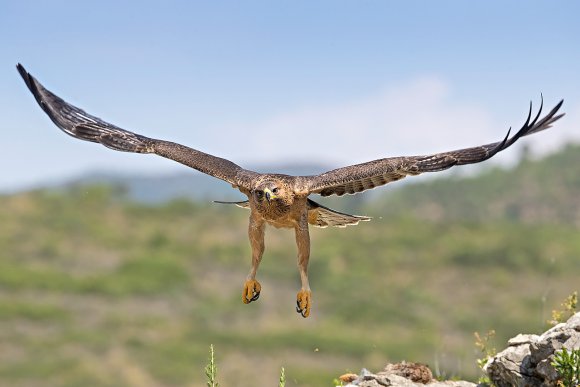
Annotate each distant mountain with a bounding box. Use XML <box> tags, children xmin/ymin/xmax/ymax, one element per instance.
<box><xmin>60</xmin><ymin>163</ymin><xmax>336</xmax><ymax>203</ymax></box>
<box><xmin>21</xmin><ymin>143</ymin><xmax>580</xmax><ymax>225</ymax></box>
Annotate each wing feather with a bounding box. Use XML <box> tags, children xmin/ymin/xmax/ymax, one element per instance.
<box><xmin>17</xmin><ymin>64</ymin><xmax>258</xmax><ymax>190</ymax></box>
<box><xmin>305</xmin><ymin>98</ymin><xmax>564</xmax><ymax>197</ymax></box>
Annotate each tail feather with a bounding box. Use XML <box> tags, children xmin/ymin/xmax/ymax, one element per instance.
<box><xmin>307</xmin><ymin>199</ymin><xmax>370</xmax><ymax>228</ymax></box>
<box><xmin>214</xmin><ymin>199</ymin><xmax>370</xmax><ymax>228</ymax></box>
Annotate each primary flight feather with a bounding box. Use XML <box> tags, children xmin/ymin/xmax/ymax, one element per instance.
<box><xmin>17</xmin><ymin>63</ymin><xmax>564</xmax><ymax>317</ymax></box>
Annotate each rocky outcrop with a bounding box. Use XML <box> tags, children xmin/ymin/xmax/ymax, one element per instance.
<box><xmin>338</xmin><ymin>362</ymin><xmax>476</xmax><ymax>387</ymax></box>
<box><xmin>484</xmin><ymin>312</ymin><xmax>580</xmax><ymax>386</ymax></box>
<box><xmin>337</xmin><ymin>312</ymin><xmax>580</xmax><ymax>387</ymax></box>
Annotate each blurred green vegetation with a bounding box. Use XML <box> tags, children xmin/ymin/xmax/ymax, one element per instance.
<box><xmin>377</xmin><ymin>144</ymin><xmax>580</xmax><ymax>225</ymax></box>
<box><xmin>1</xmin><ymin>145</ymin><xmax>580</xmax><ymax>386</ymax></box>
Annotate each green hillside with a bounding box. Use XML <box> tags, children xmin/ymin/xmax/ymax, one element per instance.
<box><xmin>1</xmin><ymin>145</ymin><xmax>579</xmax><ymax>386</ymax></box>
<box><xmin>374</xmin><ymin>143</ymin><xmax>580</xmax><ymax>225</ymax></box>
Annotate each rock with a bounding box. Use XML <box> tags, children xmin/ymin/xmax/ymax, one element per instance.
<box><xmin>484</xmin><ymin>312</ymin><xmax>580</xmax><ymax>387</ymax></box>
<box><xmin>339</xmin><ymin>362</ymin><xmax>476</xmax><ymax>387</ymax></box>
<box><xmin>508</xmin><ymin>333</ymin><xmax>540</xmax><ymax>346</ymax></box>
<box><xmin>382</xmin><ymin>362</ymin><xmax>433</xmax><ymax>383</ymax></box>
<box><xmin>339</xmin><ymin>373</ymin><xmax>360</xmax><ymax>383</ymax></box>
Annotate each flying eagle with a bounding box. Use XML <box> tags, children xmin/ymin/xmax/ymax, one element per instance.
<box><xmin>17</xmin><ymin>64</ymin><xmax>564</xmax><ymax>318</ymax></box>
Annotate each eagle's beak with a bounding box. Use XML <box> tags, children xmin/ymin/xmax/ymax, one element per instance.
<box><xmin>264</xmin><ymin>188</ymin><xmax>276</xmax><ymax>202</ymax></box>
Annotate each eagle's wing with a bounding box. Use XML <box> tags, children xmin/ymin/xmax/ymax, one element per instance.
<box><xmin>304</xmin><ymin>99</ymin><xmax>564</xmax><ymax>197</ymax></box>
<box><xmin>17</xmin><ymin>64</ymin><xmax>259</xmax><ymax>191</ymax></box>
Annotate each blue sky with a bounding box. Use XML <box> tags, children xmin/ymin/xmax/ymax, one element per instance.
<box><xmin>2</xmin><ymin>1</ymin><xmax>579</xmax><ymax>191</ymax></box>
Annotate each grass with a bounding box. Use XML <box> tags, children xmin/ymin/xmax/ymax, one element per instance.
<box><xmin>474</xmin><ymin>330</ymin><xmax>496</xmax><ymax>386</ymax></box>
<box><xmin>1</xmin><ymin>181</ymin><xmax>580</xmax><ymax>386</ymax></box>
<box><xmin>0</xmin><ymin>257</ymin><xmax>188</xmax><ymax>296</ymax></box>
<box><xmin>205</xmin><ymin>344</ymin><xmax>218</xmax><ymax>387</ymax></box>
<box><xmin>0</xmin><ymin>301</ymin><xmax>69</xmax><ymax>321</ymax></box>
<box><xmin>549</xmin><ymin>291</ymin><xmax>578</xmax><ymax>326</ymax></box>
<box><xmin>279</xmin><ymin>367</ymin><xmax>286</xmax><ymax>387</ymax></box>
<box><xmin>552</xmin><ymin>348</ymin><xmax>580</xmax><ymax>387</ymax></box>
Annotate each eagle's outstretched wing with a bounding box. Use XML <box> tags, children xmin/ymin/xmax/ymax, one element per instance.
<box><xmin>17</xmin><ymin>64</ymin><xmax>259</xmax><ymax>191</ymax></box>
<box><xmin>304</xmin><ymin>99</ymin><xmax>564</xmax><ymax>197</ymax></box>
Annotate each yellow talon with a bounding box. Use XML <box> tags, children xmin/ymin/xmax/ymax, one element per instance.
<box><xmin>242</xmin><ymin>279</ymin><xmax>261</xmax><ymax>304</ymax></box>
<box><xmin>296</xmin><ymin>290</ymin><xmax>312</xmax><ymax>318</ymax></box>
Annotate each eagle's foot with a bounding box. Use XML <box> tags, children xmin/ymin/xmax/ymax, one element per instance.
<box><xmin>242</xmin><ymin>279</ymin><xmax>261</xmax><ymax>304</ymax></box>
<box><xmin>296</xmin><ymin>289</ymin><xmax>312</xmax><ymax>318</ymax></box>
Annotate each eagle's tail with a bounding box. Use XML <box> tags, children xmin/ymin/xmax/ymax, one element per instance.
<box><xmin>307</xmin><ymin>199</ymin><xmax>370</xmax><ymax>228</ymax></box>
<box><xmin>214</xmin><ymin>199</ymin><xmax>370</xmax><ymax>228</ymax></box>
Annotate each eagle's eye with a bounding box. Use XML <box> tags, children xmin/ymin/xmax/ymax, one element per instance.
<box><xmin>272</xmin><ymin>187</ymin><xmax>279</xmax><ymax>194</ymax></box>
<box><xmin>255</xmin><ymin>190</ymin><xmax>264</xmax><ymax>198</ymax></box>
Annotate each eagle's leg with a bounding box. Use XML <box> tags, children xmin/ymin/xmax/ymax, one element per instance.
<box><xmin>295</xmin><ymin>214</ymin><xmax>312</xmax><ymax>318</ymax></box>
<box><xmin>243</xmin><ymin>213</ymin><xmax>265</xmax><ymax>304</ymax></box>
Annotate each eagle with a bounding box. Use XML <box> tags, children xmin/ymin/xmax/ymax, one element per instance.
<box><xmin>17</xmin><ymin>64</ymin><xmax>564</xmax><ymax>318</ymax></box>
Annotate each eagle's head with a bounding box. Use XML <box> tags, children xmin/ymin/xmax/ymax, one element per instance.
<box><xmin>253</xmin><ymin>182</ymin><xmax>280</xmax><ymax>203</ymax></box>
<box><xmin>252</xmin><ymin>180</ymin><xmax>293</xmax><ymax>214</ymax></box>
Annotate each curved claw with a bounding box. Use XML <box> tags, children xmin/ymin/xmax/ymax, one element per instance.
<box><xmin>242</xmin><ymin>279</ymin><xmax>261</xmax><ymax>304</ymax></box>
<box><xmin>296</xmin><ymin>290</ymin><xmax>312</xmax><ymax>318</ymax></box>
<box><xmin>296</xmin><ymin>301</ymin><xmax>304</xmax><ymax>316</ymax></box>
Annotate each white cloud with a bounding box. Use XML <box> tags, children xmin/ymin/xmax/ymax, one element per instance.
<box><xmin>241</xmin><ymin>77</ymin><xmax>495</xmax><ymax>167</ymax></box>
<box><xmin>234</xmin><ymin>77</ymin><xmax>578</xmax><ymax>173</ymax></box>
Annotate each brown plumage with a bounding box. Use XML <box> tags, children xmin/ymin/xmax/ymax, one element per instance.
<box><xmin>17</xmin><ymin>64</ymin><xmax>565</xmax><ymax>318</ymax></box>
